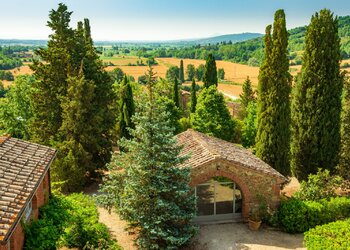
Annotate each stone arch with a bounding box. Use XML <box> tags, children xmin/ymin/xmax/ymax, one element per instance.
<box><xmin>190</xmin><ymin>167</ymin><xmax>252</xmax><ymax>219</ymax></box>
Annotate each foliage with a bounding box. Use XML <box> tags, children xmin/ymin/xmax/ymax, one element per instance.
<box><xmin>0</xmin><ymin>75</ymin><xmax>34</xmax><ymax>139</ymax></box>
<box><xmin>195</xmin><ymin>64</ymin><xmax>205</xmax><ymax>81</ymax></box>
<box><xmin>179</xmin><ymin>59</ymin><xmax>184</xmax><ymax>83</ymax></box>
<box><xmin>203</xmin><ymin>53</ymin><xmax>218</xmax><ymax>88</ymax></box>
<box><xmin>179</xmin><ymin>117</ymin><xmax>191</xmax><ymax>132</ymax></box>
<box><xmin>0</xmin><ymin>70</ymin><xmax>14</xmax><ymax>81</ymax></box>
<box><xmin>157</xmin><ymin>95</ymin><xmax>182</xmax><ymax>134</ymax></box>
<box><xmin>166</xmin><ymin>65</ymin><xmax>180</xmax><ymax>81</ymax></box>
<box><xmin>217</xmin><ymin>68</ymin><xmax>225</xmax><ymax>80</ymax></box>
<box><xmin>304</xmin><ymin>219</ymin><xmax>350</xmax><ymax>250</ymax></box>
<box><xmin>256</xmin><ymin>10</ymin><xmax>292</xmax><ymax>176</ymax></box>
<box><xmin>192</xmin><ymin>85</ymin><xmax>235</xmax><ymax>141</ymax></box>
<box><xmin>277</xmin><ymin>197</ymin><xmax>350</xmax><ymax>233</ymax></box>
<box><xmin>242</xmin><ymin>102</ymin><xmax>257</xmax><ymax>148</ymax></box>
<box><xmin>173</xmin><ymin>77</ymin><xmax>180</xmax><ymax>108</ymax></box>
<box><xmin>294</xmin><ymin>169</ymin><xmax>343</xmax><ymax>201</ymax></box>
<box><xmin>186</xmin><ymin>64</ymin><xmax>195</xmax><ymax>81</ymax></box>
<box><xmin>291</xmin><ymin>9</ymin><xmax>343</xmax><ymax>180</ymax></box>
<box><xmin>338</xmin><ymin>77</ymin><xmax>350</xmax><ymax>179</ymax></box>
<box><xmin>190</xmin><ymin>79</ymin><xmax>197</xmax><ymax>113</ymax></box>
<box><xmin>98</xmin><ymin>68</ymin><xmax>197</xmax><ymax>249</ymax></box>
<box><xmin>109</xmin><ymin>67</ymin><xmax>125</xmax><ymax>83</ymax></box>
<box><xmin>24</xmin><ymin>193</ymin><xmax>120</xmax><ymax>250</ymax></box>
<box><xmin>239</xmin><ymin>76</ymin><xmax>255</xmax><ymax>118</ymax></box>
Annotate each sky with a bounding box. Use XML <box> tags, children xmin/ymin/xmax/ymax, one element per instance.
<box><xmin>1</xmin><ymin>0</ymin><xmax>350</xmax><ymax>41</ymax></box>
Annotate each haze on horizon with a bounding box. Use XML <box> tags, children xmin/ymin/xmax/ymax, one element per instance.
<box><xmin>1</xmin><ymin>0</ymin><xmax>350</xmax><ymax>41</ymax></box>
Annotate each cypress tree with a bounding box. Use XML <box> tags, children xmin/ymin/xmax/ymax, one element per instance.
<box><xmin>256</xmin><ymin>10</ymin><xmax>291</xmax><ymax>176</ymax></box>
<box><xmin>179</xmin><ymin>59</ymin><xmax>185</xmax><ymax>83</ymax></box>
<box><xmin>239</xmin><ymin>76</ymin><xmax>256</xmax><ymax>118</ymax></box>
<box><xmin>99</xmin><ymin>71</ymin><xmax>196</xmax><ymax>249</ymax></box>
<box><xmin>117</xmin><ymin>75</ymin><xmax>135</xmax><ymax>140</ymax></box>
<box><xmin>190</xmin><ymin>78</ymin><xmax>197</xmax><ymax>113</ymax></box>
<box><xmin>291</xmin><ymin>9</ymin><xmax>342</xmax><ymax>180</ymax></box>
<box><xmin>338</xmin><ymin>77</ymin><xmax>350</xmax><ymax>180</ymax></box>
<box><xmin>173</xmin><ymin>77</ymin><xmax>180</xmax><ymax>108</ymax></box>
<box><xmin>203</xmin><ymin>54</ymin><xmax>217</xmax><ymax>88</ymax></box>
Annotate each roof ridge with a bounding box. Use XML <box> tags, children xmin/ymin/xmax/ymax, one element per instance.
<box><xmin>190</xmin><ymin>130</ymin><xmax>221</xmax><ymax>159</ymax></box>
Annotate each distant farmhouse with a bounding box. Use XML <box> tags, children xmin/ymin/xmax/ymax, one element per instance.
<box><xmin>0</xmin><ymin>136</ymin><xmax>56</xmax><ymax>250</ymax></box>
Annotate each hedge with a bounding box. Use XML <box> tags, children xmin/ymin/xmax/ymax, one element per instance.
<box><xmin>304</xmin><ymin>219</ymin><xmax>350</xmax><ymax>250</ymax></box>
<box><xmin>277</xmin><ymin>197</ymin><xmax>350</xmax><ymax>233</ymax></box>
<box><xmin>25</xmin><ymin>193</ymin><xmax>121</xmax><ymax>250</ymax></box>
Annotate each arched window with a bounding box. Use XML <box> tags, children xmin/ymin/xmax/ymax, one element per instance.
<box><xmin>194</xmin><ymin>176</ymin><xmax>242</xmax><ymax>222</ymax></box>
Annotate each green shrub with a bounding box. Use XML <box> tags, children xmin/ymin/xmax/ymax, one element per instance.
<box><xmin>304</xmin><ymin>219</ymin><xmax>350</xmax><ymax>250</ymax></box>
<box><xmin>278</xmin><ymin>197</ymin><xmax>350</xmax><ymax>233</ymax></box>
<box><xmin>25</xmin><ymin>193</ymin><xmax>120</xmax><ymax>250</ymax></box>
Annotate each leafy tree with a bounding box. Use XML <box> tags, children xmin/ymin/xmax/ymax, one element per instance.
<box><xmin>217</xmin><ymin>68</ymin><xmax>225</xmax><ymax>80</ymax></box>
<box><xmin>239</xmin><ymin>76</ymin><xmax>256</xmax><ymax>118</ymax></box>
<box><xmin>195</xmin><ymin>64</ymin><xmax>205</xmax><ymax>81</ymax></box>
<box><xmin>291</xmin><ymin>9</ymin><xmax>343</xmax><ymax>180</ymax></box>
<box><xmin>0</xmin><ymin>75</ymin><xmax>34</xmax><ymax>139</ymax></box>
<box><xmin>109</xmin><ymin>67</ymin><xmax>124</xmax><ymax>83</ymax></box>
<box><xmin>116</xmin><ymin>75</ymin><xmax>135</xmax><ymax>141</ymax></box>
<box><xmin>173</xmin><ymin>77</ymin><xmax>180</xmax><ymax>108</ymax></box>
<box><xmin>179</xmin><ymin>59</ymin><xmax>185</xmax><ymax>83</ymax></box>
<box><xmin>98</xmin><ymin>68</ymin><xmax>196</xmax><ymax>249</ymax></box>
<box><xmin>190</xmin><ymin>79</ymin><xmax>197</xmax><ymax>113</ymax></box>
<box><xmin>186</xmin><ymin>64</ymin><xmax>195</xmax><ymax>81</ymax></box>
<box><xmin>157</xmin><ymin>96</ymin><xmax>181</xmax><ymax>134</ymax></box>
<box><xmin>192</xmin><ymin>86</ymin><xmax>235</xmax><ymax>141</ymax></box>
<box><xmin>242</xmin><ymin>102</ymin><xmax>257</xmax><ymax>148</ymax></box>
<box><xmin>256</xmin><ymin>10</ymin><xmax>292</xmax><ymax>176</ymax></box>
<box><xmin>203</xmin><ymin>54</ymin><xmax>218</xmax><ymax>88</ymax></box>
<box><xmin>166</xmin><ymin>65</ymin><xmax>180</xmax><ymax>81</ymax></box>
<box><xmin>0</xmin><ymin>81</ymin><xmax>6</xmax><ymax>97</ymax></box>
<box><xmin>337</xmin><ymin>78</ymin><xmax>350</xmax><ymax>180</ymax></box>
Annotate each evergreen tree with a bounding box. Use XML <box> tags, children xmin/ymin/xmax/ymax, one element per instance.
<box><xmin>338</xmin><ymin>77</ymin><xmax>350</xmax><ymax>180</ymax></box>
<box><xmin>116</xmin><ymin>75</ymin><xmax>135</xmax><ymax>140</ymax></box>
<box><xmin>242</xmin><ymin>102</ymin><xmax>257</xmax><ymax>148</ymax></box>
<box><xmin>173</xmin><ymin>77</ymin><xmax>180</xmax><ymax>108</ymax></box>
<box><xmin>192</xmin><ymin>86</ymin><xmax>235</xmax><ymax>141</ymax></box>
<box><xmin>190</xmin><ymin>78</ymin><xmax>197</xmax><ymax>113</ymax></box>
<box><xmin>291</xmin><ymin>9</ymin><xmax>342</xmax><ymax>180</ymax></box>
<box><xmin>239</xmin><ymin>76</ymin><xmax>256</xmax><ymax>118</ymax></box>
<box><xmin>186</xmin><ymin>64</ymin><xmax>195</xmax><ymax>81</ymax></box>
<box><xmin>157</xmin><ymin>96</ymin><xmax>181</xmax><ymax>134</ymax></box>
<box><xmin>255</xmin><ymin>10</ymin><xmax>292</xmax><ymax>176</ymax></box>
<box><xmin>203</xmin><ymin>54</ymin><xmax>217</xmax><ymax>88</ymax></box>
<box><xmin>179</xmin><ymin>59</ymin><xmax>185</xmax><ymax>83</ymax></box>
<box><xmin>98</xmin><ymin>68</ymin><xmax>196</xmax><ymax>249</ymax></box>
<box><xmin>54</xmin><ymin>74</ymin><xmax>95</xmax><ymax>191</ymax></box>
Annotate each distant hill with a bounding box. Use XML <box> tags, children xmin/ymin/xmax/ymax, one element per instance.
<box><xmin>184</xmin><ymin>33</ymin><xmax>263</xmax><ymax>45</ymax></box>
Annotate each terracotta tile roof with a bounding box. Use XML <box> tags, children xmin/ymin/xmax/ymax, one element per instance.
<box><xmin>177</xmin><ymin>129</ymin><xmax>286</xmax><ymax>182</ymax></box>
<box><xmin>0</xmin><ymin>136</ymin><xmax>56</xmax><ymax>243</ymax></box>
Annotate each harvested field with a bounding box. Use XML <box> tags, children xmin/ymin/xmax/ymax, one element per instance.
<box><xmin>10</xmin><ymin>65</ymin><xmax>33</xmax><ymax>76</ymax></box>
<box><xmin>101</xmin><ymin>56</ymin><xmax>147</xmax><ymax>66</ymax></box>
<box><xmin>105</xmin><ymin>64</ymin><xmax>168</xmax><ymax>79</ymax></box>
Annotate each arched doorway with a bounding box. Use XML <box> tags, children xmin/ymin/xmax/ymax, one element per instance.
<box><xmin>193</xmin><ymin>176</ymin><xmax>243</xmax><ymax>222</ymax></box>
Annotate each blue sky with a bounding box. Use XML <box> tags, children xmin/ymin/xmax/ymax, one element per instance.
<box><xmin>1</xmin><ymin>0</ymin><xmax>350</xmax><ymax>41</ymax></box>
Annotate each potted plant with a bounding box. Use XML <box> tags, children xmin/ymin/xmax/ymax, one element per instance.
<box><xmin>248</xmin><ymin>208</ymin><xmax>262</xmax><ymax>231</ymax></box>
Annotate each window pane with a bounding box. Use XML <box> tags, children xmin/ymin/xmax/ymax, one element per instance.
<box><xmin>196</xmin><ymin>184</ymin><xmax>214</xmax><ymax>216</ymax></box>
<box><xmin>234</xmin><ymin>188</ymin><xmax>242</xmax><ymax>213</ymax></box>
<box><xmin>215</xmin><ymin>182</ymin><xmax>234</xmax><ymax>214</ymax></box>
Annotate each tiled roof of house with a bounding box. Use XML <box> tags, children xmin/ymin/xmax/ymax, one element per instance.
<box><xmin>0</xmin><ymin>136</ymin><xmax>56</xmax><ymax>242</ymax></box>
<box><xmin>177</xmin><ymin>129</ymin><xmax>286</xmax><ymax>182</ymax></box>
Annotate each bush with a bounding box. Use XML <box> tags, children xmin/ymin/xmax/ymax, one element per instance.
<box><xmin>25</xmin><ymin>193</ymin><xmax>120</xmax><ymax>250</ymax></box>
<box><xmin>304</xmin><ymin>219</ymin><xmax>350</xmax><ymax>250</ymax></box>
<box><xmin>277</xmin><ymin>197</ymin><xmax>350</xmax><ymax>233</ymax></box>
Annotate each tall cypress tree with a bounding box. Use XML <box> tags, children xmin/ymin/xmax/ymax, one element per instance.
<box><xmin>239</xmin><ymin>76</ymin><xmax>256</xmax><ymax>118</ymax></box>
<box><xmin>255</xmin><ymin>10</ymin><xmax>291</xmax><ymax>176</ymax></box>
<box><xmin>117</xmin><ymin>75</ymin><xmax>135</xmax><ymax>140</ymax></box>
<box><xmin>338</xmin><ymin>77</ymin><xmax>350</xmax><ymax>180</ymax></box>
<box><xmin>291</xmin><ymin>9</ymin><xmax>342</xmax><ymax>180</ymax></box>
<box><xmin>179</xmin><ymin>59</ymin><xmax>185</xmax><ymax>83</ymax></box>
<box><xmin>203</xmin><ymin>54</ymin><xmax>217</xmax><ymax>88</ymax></box>
<box><xmin>190</xmin><ymin>78</ymin><xmax>197</xmax><ymax>113</ymax></box>
<box><xmin>173</xmin><ymin>77</ymin><xmax>180</xmax><ymax>108</ymax></box>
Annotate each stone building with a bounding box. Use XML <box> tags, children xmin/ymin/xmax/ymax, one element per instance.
<box><xmin>0</xmin><ymin>136</ymin><xmax>56</xmax><ymax>250</ymax></box>
<box><xmin>177</xmin><ymin>129</ymin><xmax>286</xmax><ymax>223</ymax></box>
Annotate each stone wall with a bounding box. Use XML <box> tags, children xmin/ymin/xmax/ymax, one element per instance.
<box><xmin>190</xmin><ymin>159</ymin><xmax>282</xmax><ymax>220</ymax></box>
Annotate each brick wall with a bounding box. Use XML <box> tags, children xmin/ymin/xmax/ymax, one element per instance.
<box><xmin>190</xmin><ymin>159</ymin><xmax>283</xmax><ymax>220</ymax></box>
<box><xmin>0</xmin><ymin>242</ymin><xmax>9</xmax><ymax>250</ymax></box>
<box><xmin>9</xmin><ymin>223</ymin><xmax>24</xmax><ymax>250</ymax></box>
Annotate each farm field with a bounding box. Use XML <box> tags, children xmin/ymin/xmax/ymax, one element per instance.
<box><xmin>101</xmin><ymin>55</ymin><xmax>148</xmax><ymax>66</ymax></box>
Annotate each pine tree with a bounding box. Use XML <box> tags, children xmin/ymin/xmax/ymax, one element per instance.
<box><xmin>192</xmin><ymin>86</ymin><xmax>235</xmax><ymax>141</ymax></box>
<box><xmin>179</xmin><ymin>59</ymin><xmax>185</xmax><ymax>83</ymax></box>
<box><xmin>291</xmin><ymin>9</ymin><xmax>342</xmax><ymax>180</ymax></box>
<box><xmin>98</xmin><ymin>68</ymin><xmax>196</xmax><ymax>249</ymax></box>
<box><xmin>117</xmin><ymin>75</ymin><xmax>135</xmax><ymax>140</ymax></box>
<box><xmin>173</xmin><ymin>77</ymin><xmax>180</xmax><ymax>108</ymax></box>
<box><xmin>239</xmin><ymin>76</ymin><xmax>255</xmax><ymax>118</ymax></box>
<box><xmin>203</xmin><ymin>54</ymin><xmax>217</xmax><ymax>88</ymax></box>
<box><xmin>255</xmin><ymin>10</ymin><xmax>292</xmax><ymax>176</ymax></box>
<box><xmin>190</xmin><ymin>78</ymin><xmax>197</xmax><ymax>113</ymax></box>
<box><xmin>338</xmin><ymin>77</ymin><xmax>350</xmax><ymax>180</ymax></box>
